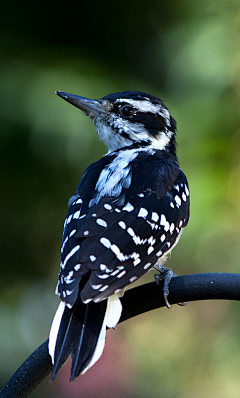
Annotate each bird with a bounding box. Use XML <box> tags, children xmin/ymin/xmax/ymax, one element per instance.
<box><xmin>49</xmin><ymin>90</ymin><xmax>190</xmax><ymax>381</ymax></box>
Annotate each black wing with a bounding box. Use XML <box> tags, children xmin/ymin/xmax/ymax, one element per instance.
<box><xmin>56</xmin><ymin>168</ymin><xmax>189</xmax><ymax>307</ymax></box>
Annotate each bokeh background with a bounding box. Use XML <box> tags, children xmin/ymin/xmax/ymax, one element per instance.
<box><xmin>1</xmin><ymin>0</ymin><xmax>240</xmax><ymax>397</ymax></box>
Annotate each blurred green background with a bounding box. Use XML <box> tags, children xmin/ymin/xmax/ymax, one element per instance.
<box><xmin>1</xmin><ymin>0</ymin><xmax>240</xmax><ymax>396</ymax></box>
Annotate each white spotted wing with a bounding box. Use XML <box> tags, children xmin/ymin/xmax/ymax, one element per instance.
<box><xmin>56</xmin><ymin>171</ymin><xmax>189</xmax><ymax>306</ymax></box>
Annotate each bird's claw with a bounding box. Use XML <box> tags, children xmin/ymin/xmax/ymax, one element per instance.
<box><xmin>154</xmin><ymin>265</ymin><xmax>188</xmax><ymax>309</ymax></box>
<box><xmin>154</xmin><ymin>265</ymin><xmax>175</xmax><ymax>309</ymax></box>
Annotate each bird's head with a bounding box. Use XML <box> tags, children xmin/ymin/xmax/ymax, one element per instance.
<box><xmin>56</xmin><ymin>91</ymin><xmax>177</xmax><ymax>155</ymax></box>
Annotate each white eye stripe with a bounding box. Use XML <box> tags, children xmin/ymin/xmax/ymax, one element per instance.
<box><xmin>115</xmin><ymin>99</ymin><xmax>170</xmax><ymax>119</ymax></box>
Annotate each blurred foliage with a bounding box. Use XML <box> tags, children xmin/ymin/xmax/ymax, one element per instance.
<box><xmin>1</xmin><ymin>0</ymin><xmax>240</xmax><ymax>397</ymax></box>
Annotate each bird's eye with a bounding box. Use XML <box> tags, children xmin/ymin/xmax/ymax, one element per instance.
<box><xmin>119</xmin><ymin>105</ymin><xmax>135</xmax><ymax>118</ymax></box>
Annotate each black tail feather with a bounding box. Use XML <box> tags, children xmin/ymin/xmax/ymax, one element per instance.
<box><xmin>50</xmin><ymin>297</ymin><xmax>82</xmax><ymax>381</ymax></box>
<box><xmin>50</xmin><ymin>297</ymin><xmax>107</xmax><ymax>381</ymax></box>
<box><xmin>70</xmin><ymin>299</ymin><xmax>107</xmax><ymax>380</ymax></box>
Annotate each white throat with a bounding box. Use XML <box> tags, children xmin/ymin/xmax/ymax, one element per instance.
<box><xmin>95</xmin><ymin>120</ymin><xmax>172</xmax><ymax>153</ymax></box>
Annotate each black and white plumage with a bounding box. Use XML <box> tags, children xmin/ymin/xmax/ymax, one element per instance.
<box><xmin>49</xmin><ymin>91</ymin><xmax>190</xmax><ymax>381</ymax></box>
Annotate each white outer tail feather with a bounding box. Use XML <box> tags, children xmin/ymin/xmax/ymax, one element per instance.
<box><xmin>49</xmin><ymin>301</ymin><xmax>65</xmax><ymax>363</ymax></box>
<box><xmin>48</xmin><ymin>295</ymin><xmax>122</xmax><ymax>373</ymax></box>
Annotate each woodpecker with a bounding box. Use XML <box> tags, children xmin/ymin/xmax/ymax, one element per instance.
<box><xmin>49</xmin><ymin>90</ymin><xmax>190</xmax><ymax>381</ymax></box>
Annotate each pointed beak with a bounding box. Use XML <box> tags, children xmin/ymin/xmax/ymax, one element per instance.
<box><xmin>55</xmin><ymin>91</ymin><xmax>103</xmax><ymax>118</ymax></box>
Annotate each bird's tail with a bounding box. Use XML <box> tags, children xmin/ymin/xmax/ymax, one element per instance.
<box><xmin>49</xmin><ymin>294</ymin><xmax>122</xmax><ymax>381</ymax></box>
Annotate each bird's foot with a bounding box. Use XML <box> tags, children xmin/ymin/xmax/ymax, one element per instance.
<box><xmin>154</xmin><ymin>264</ymin><xmax>188</xmax><ymax>309</ymax></box>
<box><xmin>154</xmin><ymin>264</ymin><xmax>175</xmax><ymax>308</ymax></box>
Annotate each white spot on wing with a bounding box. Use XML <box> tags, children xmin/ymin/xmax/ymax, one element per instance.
<box><xmin>127</xmin><ymin>227</ymin><xmax>135</xmax><ymax>237</ymax></box>
<box><xmin>98</xmin><ymin>273</ymin><xmax>110</xmax><ymax>279</ymax></box>
<box><xmin>96</xmin><ymin>218</ymin><xmax>108</xmax><ymax>228</ymax></box>
<box><xmin>100</xmin><ymin>238</ymin><xmax>111</xmax><ymax>249</ymax></box>
<box><xmin>99</xmin><ymin>285</ymin><xmax>109</xmax><ymax>292</ymax></box>
<box><xmin>138</xmin><ymin>207</ymin><xmax>148</xmax><ymax>218</ymax></box>
<box><xmin>100</xmin><ymin>263</ymin><xmax>112</xmax><ymax>273</ymax></box>
<box><xmin>151</xmin><ymin>212</ymin><xmax>159</xmax><ymax>222</ymax></box>
<box><xmin>73</xmin><ymin>210</ymin><xmax>80</xmax><ymax>219</ymax></box>
<box><xmin>127</xmin><ymin>227</ymin><xmax>147</xmax><ymax>245</ymax></box>
<box><xmin>182</xmin><ymin>192</ymin><xmax>187</xmax><ymax>202</ymax></box>
<box><xmin>148</xmin><ymin>236</ymin><xmax>156</xmax><ymax>245</ymax></box>
<box><xmin>104</xmin><ymin>204</ymin><xmax>112</xmax><ymax>210</ymax></box>
<box><xmin>129</xmin><ymin>276</ymin><xmax>137</xmax><ymax>283</ymax></box>
<box><xmin>170</xmin><ymin>223</ymin><xmax>175</xmax><ymax>234</ymax></box>
<box><xmin>65</xmin><ymin>271</ymin><xmax>73</xmax><ymax>281</ymax></box>
<box><xmin>66</xmin><ymin>214</ymin><xmax>73</xmax><ymax>224</ymax></box>
<box><xmin>144</xmin><ymin>262</ymin><xmax>152</xmax><ymax>269</ymax></box>
<box><xmin>133</xmin><ymin>258</ymin><xmax>141</xmax><ymax>266</ymax></box>
<box><xmin>83</xmin><ymin>298</ymin><xmax>91</xmax><ymax>304</ymax></box>
<box><xmin>91</xmin><ymin>284</ymin><xmax>102</xmax><ymax>290</ymax></box>
<box><xmin>123</xmin><ymin>202</ymin><xmax>134</xmax><ymax>212</ymax></box>
<box><xmin>117</xmin><ymin>270</ymin><xmax>126</xmax><ymax>278</ymax></box>
<box><xmin>161</xmin><ymin>234</ymin><xmax>166</xmax><ymax>242</ymax></box>
<box><xmin>118</xmin><ymin>221</ymin><xmax>126</xmax><ymax>229</ymax></box>
<box><xmin>61</xmin><ymin>236</ymin><xmax>68</xmax><ymax>253</ymax></box>
<box><xmin>160</xmin><ymin>214</ymin><xmax>167</xmax><ymax>226</ymax></box>
<box><xmin>111</xmin><ymin>269</ymin><xmax>119</xmax><ymax>276</ymax></box>
<box><xmin>147</xmin><ymin>246</ymin><xmax>154</xmax><ymax>255</ymax></box>
<box><xmin>164</xmin><ymin>222</ymin><xmax>170</xmax><ymax>232</ymax></box>
<box><xmin>175</xmin><ymin>195</ymin><xmax>181</xmax><ymax>206</ymax></box>
<box><xmin>61</xmin><ymin>245</ymin><xmax>80</xmax><ymax>269</ymax></box>
<box><xmin>65</xmin><ymin>278</ymin><xmax>75</xmax><ymax>285</ymax></box>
